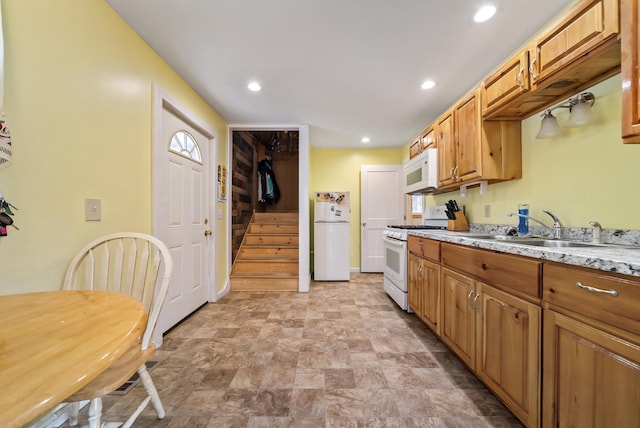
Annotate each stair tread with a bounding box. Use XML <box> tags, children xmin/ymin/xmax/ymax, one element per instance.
<box><xmin>235</xmin><ymin>258</ymin><xmax>298</xmax><ymax>262</ymax></box>
<box><xmin>246</xmin><ymin>232</ymin><xmax>298</xmax><ymax>236</ymax></box>
<box><xmin>242</xmin><ymin>244</ymin><xmax>298</xmax><ymax>249</ymax></box>
<box><xmin>231</xmin><ymin>272</ymin><xmax>298</xmax><ymax>278</ymax></box>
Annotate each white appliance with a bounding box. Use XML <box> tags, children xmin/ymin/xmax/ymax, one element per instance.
<box><xmin>403</xmin><ymin>148</ymin><xmax>438</xmax><ymax>194</ymax></box>
<box><xmin>382</xmin><ymin>205</ymin><xmax>449</xmax><ymax>311</ymax></box>
<box><xmin>314</xmin><ymin>191</ymin><xmax>350</xmax><ymax>281</ymax></box>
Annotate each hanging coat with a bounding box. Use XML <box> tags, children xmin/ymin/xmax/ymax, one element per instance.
<box><xmin>257</xmin><ymin>159</ymin><xmax>281</xmax><ymax>204</ymax></box>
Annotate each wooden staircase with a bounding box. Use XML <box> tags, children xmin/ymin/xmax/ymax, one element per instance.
<box><xmin>230</xmin><ymin>211</ymin><xmax>299</xmax><ymax>291</ymax></box>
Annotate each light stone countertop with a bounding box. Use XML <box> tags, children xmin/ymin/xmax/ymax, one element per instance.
<box><xmin>408</xmin><ymin>229</ymin><xmax>640</xmax><ymax>278</ymax></box>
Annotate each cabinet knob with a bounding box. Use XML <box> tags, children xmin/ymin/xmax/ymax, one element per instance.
<box><xmin>481</xmin><ymin>263</ymin><xmax>488</xmax><ymax>270</ymax></box>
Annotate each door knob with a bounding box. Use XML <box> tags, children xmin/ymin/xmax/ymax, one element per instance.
<box><xmin>362</xmin><ymin>222</ymin><xmax>367</xmax><ymax>227</ymax></box>
<box><xmin>204</xmin><ymin>230</ymin><xmax>212</xmax><ymax>236</ymax></box>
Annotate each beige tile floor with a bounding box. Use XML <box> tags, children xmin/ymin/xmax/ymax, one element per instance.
<box><xmin>76</xmin><ymin>273</ymin><xmax>524</xmax><ymax>427</ymax></box>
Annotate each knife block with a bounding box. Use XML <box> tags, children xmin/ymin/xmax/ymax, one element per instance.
<box><xmin>448</xmin><ymin>211</ymin><xmax>470</xmax><ymax>231</ymax></box>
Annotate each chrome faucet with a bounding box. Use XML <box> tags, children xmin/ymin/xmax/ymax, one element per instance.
<box><xmin>507</xmin><ymin>209</ymin><xmax>563</xmax><ymax>239</ymax></box>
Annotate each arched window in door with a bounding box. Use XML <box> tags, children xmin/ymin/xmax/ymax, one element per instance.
<box><xmin>169</xmin><ymin>130</ymin><xmax>202</xmax><ymax>163</ymax></box>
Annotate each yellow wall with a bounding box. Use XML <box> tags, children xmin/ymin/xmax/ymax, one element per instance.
<box><xmin>310</xmin><ymin>148</ymin><xmax>405</xmax><ymax>268</ymax></box>
<box><xmin>427</xmin><ymin>74</ymin><xmax>640</xmax><ymax>230</ymax></box>
<box><xmin>0</xmin><ymin>0</ymin><xmax>228</xmax><ymax>294</ymax></box>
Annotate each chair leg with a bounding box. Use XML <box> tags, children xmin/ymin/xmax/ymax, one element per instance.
<box><xmin>138</xmin><ymin>364</ymin><xmax>165</xmax><ymax>419</ymax></box>
<box><xmin>67</xmin><ymin>402</ymin><xmax>80</xmax><ymax>426</ymax></box>
<box><xmin>87</xmin><ymin>398</ymin><xmax>102</xmax><ymax>428</ymax></box>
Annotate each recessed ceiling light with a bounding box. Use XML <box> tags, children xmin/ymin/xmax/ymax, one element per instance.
<box><xmin>247</xmin><ymin>81</ymin><xmax>261</xmax><ymax>92</ymax></box>
<box><xmin>421</xmin><ymin>80</ymin><xmax>436</xmax><ymax>90</ymax></box>
<box><xmin>361</xmin><ymin>137</ymin><xmax>370</xmax><ymax>143</ymax></box>
<box><xmin>474</xmin><ymin>5</ymin><xmax>496</xmax><ymax>23</ymax></box>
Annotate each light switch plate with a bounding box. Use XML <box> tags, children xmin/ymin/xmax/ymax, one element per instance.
<box><xmin>85</xmin><ymin>198</ymin><xmax>102</xmax><ymax>221</ymax></box>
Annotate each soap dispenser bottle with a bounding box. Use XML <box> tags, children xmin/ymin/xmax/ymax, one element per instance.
<box><xmin>518</xmin><ymin>204</ymin><xmax>529</xmax><ymax>236</ymax></box>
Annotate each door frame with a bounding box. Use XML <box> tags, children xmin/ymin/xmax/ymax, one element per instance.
<box><xmin>152</xmin><ymin>84</ymin><xmax>219</xmax><ymax>304</ymax></box>
<box><xmin>228</xmin><ymin>124</ymin><xmax>310</xmax><ymax>292</ymax></box>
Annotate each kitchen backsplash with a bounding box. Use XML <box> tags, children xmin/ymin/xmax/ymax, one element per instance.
<box><xmin>469</xmin><ymin>224</ymin><xmax>640</xmax><ymax>246</ymax></box>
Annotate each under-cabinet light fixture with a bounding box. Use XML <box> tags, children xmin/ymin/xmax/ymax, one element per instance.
<box><xmin>535</xmin><ymin>92</ymin><xmax>596</xmax><ymax>139</ymax></box>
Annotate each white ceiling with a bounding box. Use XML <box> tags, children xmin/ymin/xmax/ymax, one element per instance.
<box><xmin>105</xmin><ymin>0</ymin><xmax>574</xmax><ymax>149</ymax></box>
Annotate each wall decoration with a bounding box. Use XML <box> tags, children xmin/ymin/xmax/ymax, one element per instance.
<box><xmin>0</xmin><ymin>196</ymin><xmax>18</xmax><ymax>237</ymax></box>
<box><xmin>217</xmin><ymin>164</ymin><xmax>227</xmax><ymax>201</ymax></box>
<box><xmin>0</xmin><ymin>4</ymin><xmax>11</xmax><ymax>170</ymax></box>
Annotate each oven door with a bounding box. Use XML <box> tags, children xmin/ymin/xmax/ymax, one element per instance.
<box><xmin>382</xmin><ymin>236</ymin><xmax>407</xmax><ymax>290</ymax></box>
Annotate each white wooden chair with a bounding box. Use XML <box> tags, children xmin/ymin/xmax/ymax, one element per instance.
<box><xmin>62</xmin><ymin>232</ymin><xmax>173</xmax><ymax>428</ymax></box>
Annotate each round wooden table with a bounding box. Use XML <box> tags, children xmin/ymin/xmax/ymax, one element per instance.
<box><xmin>0</xmin><ymin>290</ymin><xmax>147</xmax><ymax>427</ymax></box>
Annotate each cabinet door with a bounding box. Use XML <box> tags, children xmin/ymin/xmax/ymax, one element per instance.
<box><xmin>436</xmin><ymin>110</ymin><xmax>456</xmax><ymax>187</ymax></box>
<box><xmin>454</xmin><ymin>90</ymin><xmax>482</xmax><ymax>183</ymax></box>
<box><xmin>420</xmin><ymin>259</ymin><xmax>440</xmax><ymax>335</ymax></box>
<box><xmin>441</xmin><ymin>267</ymin><xmax>475</xmax><ymax>368</ymax></box>
<box><xmin>621</xmin><ymin>0</ymin><xmax>640</xmax><ymax>143</ymax></box>
<box><xmin>482</xmin><ymin>51</ymin><xmax>530</xmax><ymax>118</ymax></box>
<box><xmin>408</xmin><ymin>254</ymin><xmax>422</xmax><ymax>315</ymax></box>
<box><xmin>543</xmin><ymin>309</ymin><xmax>640</xmax><ymax>428</ymax></box>
<box><xmin>409</xmin><ymin>137</ymin><xmax>422</xmax><ymax>158</ymax></box>
<box><xmin>476</xmin><ymin>283</ymin><xmax>540</xmax><ymax>428</ymax></box>
<box><xmin>530</xmin><ymin>0</ymin><xmax>619</xmax><ymax>90</ymax></box>
<box><xmin>421</xmin><ymin>126</ymin><xmax>436</xmax><ymax>150</ymax></box>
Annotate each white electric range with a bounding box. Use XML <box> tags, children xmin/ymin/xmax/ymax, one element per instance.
<box><xmin>382</xmin><ymin>205</ymin><xmax>450</xmax><ymax>311</ymax></box>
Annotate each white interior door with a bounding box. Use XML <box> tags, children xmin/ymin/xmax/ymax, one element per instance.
<box><xmin>155</xmin><ymin>103</ymin><xmax>212</xmax><ymax>340</ymax></box>
<box><xmin>360</xmin><ymin>165</ymin><xmax>404</xmax><ymax>272</ymax></box>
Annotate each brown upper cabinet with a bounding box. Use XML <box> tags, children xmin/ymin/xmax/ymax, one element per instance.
<box><xmin>409</xmin><ymin>126</ymin><xmax>437</xmax><ymax>159</ymax></box>
<box><xmin>437</xmin><ymin>88</ymin><xmax>522</xmax><ymax>190</ymax></box>
<box><xmin>421</xmin><ymin>126</ymin><xmax>436</xmax><ymax>150</ymax></box>
<box><xmin>482</xmin><ymin>0</ymin><xmax>621</xmax><ymax>120</ymax></box>
<box><xmin>621</xmin><ymin>0</ymin><xmax>640</xmax><ymax>143</ymax></box>
<box><xmin>436</xmin><ymin>108</ymin><xmax>456</xmax><ymax>187</ymax></box>
<box><xmin>409</xmin><ymin>137</ymin><xmax>422</xmax><ymax>159</ymax></box>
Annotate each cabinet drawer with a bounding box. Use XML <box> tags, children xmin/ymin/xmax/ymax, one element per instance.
<box><xmin>441</xmin><ymin>243</ymin><xmax>541</xmax><ymax>299</ymax></box>
<box><xmin>543</xmin><ymin>262</ymin><xmax>640</xmax><ymax>336</ymax></box>
<box><xmin>408</xmin><ymin>236</ymin><xmax>440</xmax><ymax>262</ymax></box>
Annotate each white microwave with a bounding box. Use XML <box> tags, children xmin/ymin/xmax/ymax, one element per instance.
<box><xmin>403</xmin><ymin>148</ymin><xmax>438</xmax><ymax>194</ymax></box>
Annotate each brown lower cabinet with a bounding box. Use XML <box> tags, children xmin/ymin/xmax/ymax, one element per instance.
<box><xmin>542</xmin><ymin>309</ymin><xmax>640</xmax><ymax>427</ymax></box>
<box><xmin>408</xmin><ymin>253</ymin><xmax>440</xmax><ymax>334</ymax></box>
<box><xmin>542</xmin><ymin>262</ymin><xmax>640</xmax><ymax>428</ymax></box>
<box><xmin>440</xmin><ymin>266</ymin><xmax>541</xmax><ymax>428</ymax></box>
<box><xmin>409</xmin><ymin>237</ymin><xmax>541</xmax><ymax>427</ymax></box>
<box><xmin>408</xmin><ymin>238</ymin><xmax>640</xmax><ymax>427</ymax></box>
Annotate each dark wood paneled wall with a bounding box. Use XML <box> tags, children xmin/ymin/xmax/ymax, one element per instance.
<box><xmin>232</xmin><ymin>133</ymin><xmax>255</xmax><ymax>261</ymax></box>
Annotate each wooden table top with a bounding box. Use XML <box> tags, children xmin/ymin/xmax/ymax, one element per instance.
<box><xmin>0</xmin><ymin>290</ymin><xmax>147</xmax><ymax>427</ymax></box>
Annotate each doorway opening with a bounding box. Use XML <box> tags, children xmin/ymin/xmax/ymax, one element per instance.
<box><xmin>231</xmin><ymin>130</ymin><xmax>299</xmax><ymax>263</ymax></box>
